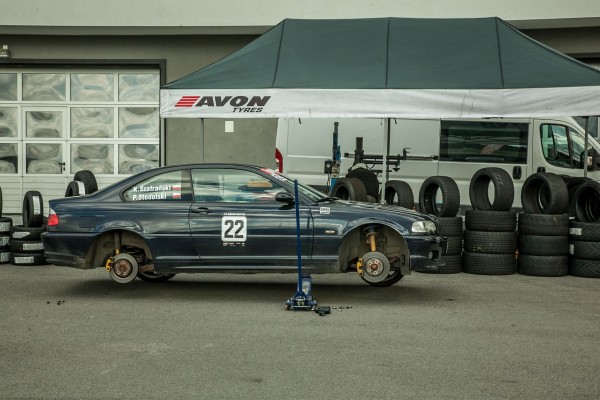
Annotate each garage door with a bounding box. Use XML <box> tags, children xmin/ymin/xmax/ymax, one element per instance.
<box><xmin>0</xmin><ymin>69</ymin><xmax>160</xmax><ymax>214</ymax></box>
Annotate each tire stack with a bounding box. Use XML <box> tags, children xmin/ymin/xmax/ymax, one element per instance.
<box><xmin>463</xmin><ymin>168</ymin><xmax>517</xmax><ymax>275</ymax></box>
<box><xmin>568</xmin><ymin>180</ymin><xmax>600</xmax><ymax>278</ymax></box>
<box><xmin>65</xmin><ymin>169</ymin><xmax>99</xmax><ymax>197</ymax></box>
<box><xmin>517</xmin><ymin>172</ymin><xmax>570</xmax><ymax>277</ymax></box>
<box><xmin>417</xmin><ymin>176</ymin><xmax>462</xmax><ymax>274</ymax></box>
<box><xmin>0</xmin><ymin>209</ymin><xmax>12</xmax><ymax>265</ymax></box>
<box><xmin>10</xmin><ymin>190</ymin><xmax>47</xmax><ymax>266</ymax></box>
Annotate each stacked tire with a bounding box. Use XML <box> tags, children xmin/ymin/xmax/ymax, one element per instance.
<box><xmin>417</xmin><ymin>176</ymin><xmax>462</xmax><ymax>274</ymax></box>
<box><xmin>11</xmin><ymin>190</ymin><xmax>47</xmax><ymax>266</ymax></box>
<box><xmin>0</xmin><ymin>213</ymin><xmax>12</xmax><ymax>265</ymax></box>
<box><xmin>568</xmin><ymin>219</ymin><xmax>600</xmax><ymax>279</ymax></box>
<box><xmin>517</xmin><ymin>173</ymin><xmax>570</xmax><ymax>277</ymax></box>
<box><xmin>517</xmin><ymin>214</ymin><xmax>569</xmax><ymax>277</ymax></box>
<box><xmin>463</xmin><ymin>168</ymin><xmax>517</xmax><ymax>275</ymax></box>
<box><xmin>65</xmin><ymin>170</ymin><xmax>98</xmax><ymax>197</ymax></box>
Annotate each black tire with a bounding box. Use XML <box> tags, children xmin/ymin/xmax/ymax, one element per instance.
<box><xmin>437</xmin><ymin>216</ymin><xmax>463</xmax><ymax>236</ymax></box>
<box><xmin>569</xmin><ymin>221</ymin><xmax>600</xmax><ymax>242</ymax></box>
<box><xmin>445</xmin><ymin>236</ymin><xmax>463</xmax><ymax>256</ymax></box>
<box><xmin>464</xmin><ymin>210</ymin><xmax>516</xmax><ymax>232</ymax></box>
<box><xmin>569</xmin><ymin>258</ymin><xmax>600</xmax><ymax>278</ymax></box>
<box><xmin>518</xmin><ymin>235</ymin><xmax>569</xmax><ymax>256</ymax></box>
<box><xmin>0</xmin><ymin>249</ymin><xmax>9</xmax><ymax>264</ymax></box>
<box><xmin>330</xmin><ymin>178</ymin><xmax>368</xmax><ymax>202</ymax></box>
<box><xmin>562</xmin><ymin>176</ymin><xmax>592</xmax><ymax>217</ymax></box>
<box><xmin>10</xmin><ymin>252</ymin><xmax>47</xmax><ymax>266</ymax></box>
<box><xmin>346</xmin><ymin>168</ymin><xmax>379</xmax><ymax>200</ymax></box>
<box><xmin>10</xmin><ymin>225</ymin><xmax>47</xmax><ymax>241</ymax></box>
<box><xmin>74</xmin><ymin>170</ymin><xmax>98</xmax><ymax>194</ymax></box>
<box><xmin>463</xmin><ymin>230</ymin><xmax>517</xmax><ymax>254</ymax></box>
<box><xmin>517</xmin><ymin>213</ymin><xmax>570</xmax><ymax>236</ymax></box>
<box><xmin>417</xmin><ymin>254</ymin><xmax>462</xmax><ymax>274</ymax></box>
<box><xmin>521</xmin><ymin>173</ymin><xmax>569</xmax><ymax>214</ymax></box>
<box><xmin>0</xmin><ymin>186</ymin><xmax>3</xmax><ymax>217</ymax></box>
<box><xmin>363</xmin><ymin>271</ymin><xmax>404</xmax><ymax>287</ymax></box>
<box><xmin>10</xmin><ymin>239</ymin><xmax>44</xmax><ymax>253</ymax></box>
<box><xmin>137</xmin><ymin>271</ymin><xmax>176</xmax><ymax>282</ymax></box>
<box><xmin>0</xmin><ymin>216</ymin><xmax>12</xmax><ymax>233</ymax></box>
<box><xmin>571</xmin><ymin>181</ymin><xmax>600</xmax><ymax>223</ymax></box>
<box><xmin>419</xmin><ymin>176</ymin><xmax>460</xmax><ymax>217</ymax></box>
<box><xmin>65</xmin><ymin>180</ymin><xmax>86</xmax><ymax>197</ymax></box>
<box><xmin>469</xmin><ymin>167</ymin><xmax>514</xmax><ymax>211</ymax></box>
<box><xmin>517</xmin><ymin>254</ymin><xmax>568</xmax><ymax>277</ymax></box>
<box><xmin>462</xmin><ymin>251</ymin><xmax>516</xmax><ymax>275</ymax></box>
<box><xmin>22</xmin><ymin>190</ymin><xmax>44</xmax><ymax>228</ymax></box>
<box><xmin>570</xmin><ymin>241</ymin><xmax>600</xmax><ymax>260</ymax></box>
<box><xmin>384</xmin><ymin>180</ymin><xmax>414</xmax><ymax>209</ymax></box>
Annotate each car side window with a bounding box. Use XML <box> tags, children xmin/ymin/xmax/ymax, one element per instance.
<box><xmin>191</xmin><ymin>168</ymin><xmax>285</xmax><ymax>203</ymax></box>
<box><xmin>439</xmin><ymin>121</ymin><xmax>528</xmax><ymax>163</ymax></box>
<box><xmin>123</xmin><ymin>170</ymin><xmax>192</xmax><ymax>202</ymax></box>
<box><xmin>540</xmin><ymin>124</ymin><xmax>584</xmax><ymax>169</ymax></box>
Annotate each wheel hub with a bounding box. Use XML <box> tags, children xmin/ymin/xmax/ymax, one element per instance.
<box><xmin>113</xmin><ymin>258</ymin><xmax>133</xmax><ymax>278</ymax></box>
<box><xmin>360</xmin><ymin>251</ymin><xmax>391</xmax><ymax>283</ymax></box>
<box><xmin>108</xmin><ymin>253</ymin><xmax>139</xmax><ymax>284</ymax></box>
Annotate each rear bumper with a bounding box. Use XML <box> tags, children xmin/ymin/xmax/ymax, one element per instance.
<box><xmin>405</xmin><ymin>235</ymin><xmax>448</xmax><ymax>272</ymax></box>
<box><xmin>42</xmin><ymin>232</ymin><xmax>97</xmax><ymax>269</ymax></box>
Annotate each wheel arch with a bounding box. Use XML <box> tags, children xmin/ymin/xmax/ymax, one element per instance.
<box><xmin>84</xmin><ymin>229</ymin><xmax>153</xmax><ymax>269</ymax></box>
<box><xmin>337</xmin><ymin>220</ymin><xmax>410</xmax><ymax>274</ymax></box>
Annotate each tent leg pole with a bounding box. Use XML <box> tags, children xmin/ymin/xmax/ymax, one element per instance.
<box><xmin>200</xmin><ymin>118</ymin><xmax>205</xmax><ymax>163</ymax></box>
<box><xmin>381</xmin><ymin>118</ymin><xmax>390</xmax><ymax>204</ymax></box>
<box><xmin>584</xmin><ymin>116</ymin><xmax>589</xmax><ymax>178</ymax></box>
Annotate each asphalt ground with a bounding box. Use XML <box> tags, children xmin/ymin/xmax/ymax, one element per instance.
<box><xmin>0</xmin><ymin>264</ymin><xmax>599</xmax><ymax>400</ymax></box>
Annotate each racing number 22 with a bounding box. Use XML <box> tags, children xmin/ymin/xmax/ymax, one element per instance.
<box><xmin>221</xmin><ymin>216</ymin><xmax>248</xmax><ymax>242</ymax></box>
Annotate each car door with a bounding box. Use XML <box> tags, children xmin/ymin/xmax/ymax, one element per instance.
<box><xmin>189</xmin><ymin>167</ymin><xmax>313</xmax><ymax>269</ymax></box>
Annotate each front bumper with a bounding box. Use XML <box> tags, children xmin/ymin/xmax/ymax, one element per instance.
<box><xmin>405</xmin><ymin>235</ymin><xmax>448</xmax><ymax>272</ymax></box>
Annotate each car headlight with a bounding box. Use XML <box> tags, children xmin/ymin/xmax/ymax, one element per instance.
<box><xmin>411</xmin><ymin>220</ymin><xmax>437</xmax><ymax>234</ymax></box>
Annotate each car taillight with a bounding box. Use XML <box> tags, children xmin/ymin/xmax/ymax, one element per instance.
<box><xmin>47</xmin><ymin>209</ymin><xmax>59</xmax><ymax>226</ymax></box>
<box><xmin>275</xmin><ymin>147</ymin><xmax>283</xmax><ymax>173</ymax></box>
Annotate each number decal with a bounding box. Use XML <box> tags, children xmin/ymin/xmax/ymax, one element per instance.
<box><xmin>221</xmin><ymin>216</ymin><xmax>247</xmax><ymax>242</ymax></box>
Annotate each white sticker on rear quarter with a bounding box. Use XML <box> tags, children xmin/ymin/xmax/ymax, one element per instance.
<box><xmin>23</xmin><ymin>242</ymin><xmax>44</xmax><ymax>251</ymax></box>
<box><xmin>32</xmin><ymin>196</ymin><xmax>41</xmax><ymax>215</ymax></box>
<box><xmin>570</xmin><ymin>228</ymin><xmax>582</xmax><ymax>236</ymax></box>
<box><xmin>569</xmin><ymin>244</ymin><xmax>574</xmax><ymax>255</ymax></box>
<box><xmin>15</xmin><ymin>256</ymin><xmax>34</xmax><ymax>264</ymax></box>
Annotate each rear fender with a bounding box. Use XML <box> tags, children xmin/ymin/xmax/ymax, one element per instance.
<box><xmin>84</xmin><ymin>229</ymin><xmax>153</xmax><ymax>269</ymax></box>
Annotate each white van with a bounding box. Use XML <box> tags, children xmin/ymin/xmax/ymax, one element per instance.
<box><xmin>275</xmin><ymin>117</ymin><xmax>600</xmax><ymax>209</ymax></box>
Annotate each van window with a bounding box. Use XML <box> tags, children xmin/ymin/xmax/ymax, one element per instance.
<box><xmin>440</xmin><ymin>121</ymin><xmax>528</xmax><ymax>163</ymax></box>
<box><xmin>540</xmin><ymin>124</ymin><xmax>585</xmax><ymax>169</ymax></box>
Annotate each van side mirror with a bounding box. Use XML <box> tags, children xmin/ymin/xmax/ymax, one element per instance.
<box><xmin>275</xmin><ymin>192</ymin><xmax>295</xmax><ymax>204</ymax></box>
<box><xmin>589</xmin><ymin>148</ymin><xmax>599</xmax><ymax>171</ymax></box>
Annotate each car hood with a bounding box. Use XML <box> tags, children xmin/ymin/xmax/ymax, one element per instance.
<box><xmin>316</xmin><ymin>200</ymin><xmax>437</xmax><ymax>223</ymax></box>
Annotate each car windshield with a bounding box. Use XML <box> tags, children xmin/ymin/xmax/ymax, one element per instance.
<box><xmin>260</xmin><ymin>168</ymin><xmax>327</xmax><ymax>203</ymax></box>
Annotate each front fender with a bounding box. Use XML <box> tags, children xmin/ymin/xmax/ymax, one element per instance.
<box><xmin>340</xmin><ymin>217</ymin><xmax>410</xmax><ymax>236</ymax></box>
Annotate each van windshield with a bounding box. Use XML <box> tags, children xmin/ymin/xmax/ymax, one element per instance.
<box><xmin>440</xmin><ymin>121</ymin><xmax>528</xmax><ymax>164</ymax></box>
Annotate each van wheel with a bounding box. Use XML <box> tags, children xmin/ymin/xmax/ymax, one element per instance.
<box><xmin>330</xmin><ymin>178</ymin><xmax>367</xmax><ymax>202</ymax></box>
<box><xmin>469</xmin><ymin>167</ymin><xmax>514</xmax><ymax>211</ymax></box>
<box><xmin>384</xmin><ymin>180</ymin><xmax>414</xmax><ymax>209</ymax></box>
<box><xmin>418</xmin><ymin>176</ymin><xmax>460</xmax><ymax>217</ymax></box>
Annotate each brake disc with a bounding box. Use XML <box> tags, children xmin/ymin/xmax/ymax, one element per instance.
<box><xmin>360</xmin><ymin>251</ymin><xmax>391</xmax><ymax>283</ymax></box>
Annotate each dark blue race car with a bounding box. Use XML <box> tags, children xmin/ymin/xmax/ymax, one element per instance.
<box><xmin>42</xmin><ymin>164</ymin><xmax>447</xmax><ymax>286</ymax></box>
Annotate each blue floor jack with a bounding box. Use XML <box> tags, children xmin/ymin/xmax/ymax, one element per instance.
<box><xmin>286</xmin><ymin>180</ymin><xmax>324</xmax><ymax>313</ymax></box>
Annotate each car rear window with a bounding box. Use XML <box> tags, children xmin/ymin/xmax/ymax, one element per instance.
<box><xmin>123</xmin><ymin>169</ymin><xmax>192</xmax><ymax>202</ymax></box>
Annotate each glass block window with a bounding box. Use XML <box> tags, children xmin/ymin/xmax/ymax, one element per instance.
<box><xmin>118</xmin><ymin>144</ymin><xmax>159</xmax><ymax>174</ymax></box>
<box><xmin>23</xmin><ymin>73</ymin><xmax>66</xmax><ymax>101</ymax></box>
<box><xmin>0</xmin><ymin>73</ymin><xmax>17</xmax><ymax>101</ymax></box>
<box><xmin>0</xmin><ymin>107</ymin><xmax>18</xmax><ymax>137</ymax></box>
<box><xmin>119</xmin><ymin>74</ymin><xmax>159</xmax><ymax>102</ymax></box>
<box><xmin>70</xmin><ymin>143</ymin><xmax>114</xmax><ymax>174</ymax></box>
<box><xmin>26</xmin><ymin>111</ymin><xmax>63</xmax><ymax>138</ymax></box>
<box><xmin>0</xmin><ymin>143</ymin><xmax>18</xmax><ymax>173</ymax></box>
<box><xmin>70</xmin><ymin>108</ymin><xmax>114</xmax><ymax>138</ymax></box>
<box><xmin>118</xmin><ymin>107</ymin><xmax>159</xmax><ymax>138</ymax></box>
<box><xmin>71</xmin><ymin>74</ymin><xmax>114</xmax><ymax>102</ymax></box>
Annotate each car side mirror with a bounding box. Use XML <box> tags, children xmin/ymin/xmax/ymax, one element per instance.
<box><xmin>275</xmin><ymin>192</ymin><xmax>295</xmax><ymax>204</ymax></box>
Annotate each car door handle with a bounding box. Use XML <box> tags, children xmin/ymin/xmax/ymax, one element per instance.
<box><xmin>191</xmin><ymin>207</ymin><xmax>213</xmax><ymax>214</ymax></box>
